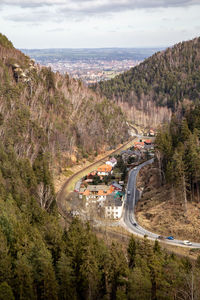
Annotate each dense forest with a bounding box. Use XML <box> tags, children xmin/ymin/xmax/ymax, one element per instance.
<box><xmin>2</xmin><ymin>212</ymin><xmax>200</xmax><ymax>300</ymax></box>
<box><xmin>156</xmin><ymin>104</ymin><xmax>200</xmax><ymax>213</ymax></box>
<box><xmin>92</xmin><ymin>37</ymin><xmax>200</xmax><ymax>127</ymax></box>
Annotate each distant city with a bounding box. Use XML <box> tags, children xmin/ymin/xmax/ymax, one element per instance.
<box><xmin>21</xmin><ymin>48</ymin><xmax>164</xmax><ymax>84</ymax></box>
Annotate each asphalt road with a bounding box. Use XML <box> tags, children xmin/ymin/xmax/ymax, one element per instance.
<box><xmin>124</xmin><ymin>159</ymin><xmax>200</xmax><ymax>248</ymax></box>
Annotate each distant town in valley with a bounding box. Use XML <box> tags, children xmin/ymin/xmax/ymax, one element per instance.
<box><xmin>21</xmin><ymin>48</ymin><xmax>164</xmax><ymax>84</ymax></box>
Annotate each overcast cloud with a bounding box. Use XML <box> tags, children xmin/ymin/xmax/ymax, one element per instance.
<box><xmin>0</xmin><ymin>0</ymin><xmax>199</xmax><ymax>48</ymax></box>
<box><xmin>1</xmin><ymin>0</ymin><xmax>200</xmax><ymax>11</ymax></box>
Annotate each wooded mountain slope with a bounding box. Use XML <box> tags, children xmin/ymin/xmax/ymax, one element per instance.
<box><xmin>0</xmin><ymin>33</ymin><xmax>128</xmax><ymax>170</ymax></box>
<box><xmin>156</xmin><ymin>105</ymin><xmax>200</xmax><ymax>212</ymax></box>
<box><xmin>93</xmin><ymin>37</ymin><xmax>200</xmax><ymax>127</ymax></box>
<box><xmin>1</xmin><ymin>33</ymin><xmax>200</xmax><ymax>299</ymax></box>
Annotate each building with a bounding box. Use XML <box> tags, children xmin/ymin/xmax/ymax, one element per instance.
<box><xmin>104</xmin><ymin>194</ymin><xmax>124</xmax><ymax>219</ymax></box>
<box><xmin>74</xmin><ymin>180</ymin><xmax>82</xmax><ymax>192</ymax></box>
<box><xmin>134</xmin><ymin>142</ymin><xmax>144</xmax><ymax>149</ymax></box>
<box><xmin>97</xmin><ymin>164</ymin><xmax>113</xmax><ymax>176</ymax></box>
<box><xmin>79</xmin><ymin>184</ymin><xmax>114</xmax><ymax>201</ymax></box>
<box><xmin>106</xmin><ymin>157</ymin><xmax>117</xmax><ymax>168</ymax></box>
<box><xmin>144</xmin><ymin>139</ymin><xmax>152</xmax><ymax>145</ymax></box>
<box><xmin>149</xmin><ymin>129</ymin><xmax>155</xmax><ymax>136</ymax></box>
<box><xmin>87</xmin><ymin>171</ymin><xmax>97</xmax><ymax>180</ymax></box>
<box><xmin>111</xmin><ymin>181</ymin><xmax>123</xmax><ymax>191</ymax></box>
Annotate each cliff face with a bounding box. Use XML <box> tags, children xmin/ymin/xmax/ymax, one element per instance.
<box><xmin>0</xmin><ymin>34</ymin><xmax>129</xmax><ymax>169</ymax></box>
<box><xmin>92</xmin><ymin>37</ymin><xmax>200</xmax><ymax>128</ymax></box>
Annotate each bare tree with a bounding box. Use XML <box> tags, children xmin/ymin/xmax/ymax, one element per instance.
<box><xmin>36</xmin><ymin>182</ymin><xmax>54</xmax><ymax>211</ymax></box>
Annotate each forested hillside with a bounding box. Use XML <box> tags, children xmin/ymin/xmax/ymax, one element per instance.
<box><xmin>0</xmin><ymin>33</ymin><xmax>130</xmax><ymax>298</ymax></box>
<box><xmin>93</xmin><ymin>37</ymin><xmax>200</xmax><ymax>127</ymax></box>
<box><xmin>0</xmin><ymin>33</ymin><xmax>128</xmax><ymax>169</ymax></box>
<box><xmin>156</xmin><ymin>105</ymin><xmax>200</xmax><ymax>213</ymax></box>
<box><xmin>2</xmin><ymin>214</ymin><xmax>200</xmax><ymax>299</ymax></box>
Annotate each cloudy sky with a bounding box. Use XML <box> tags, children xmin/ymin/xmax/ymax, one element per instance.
<box><xmin>0</xmin><ymin>0</ymin><xmax>200</xmax><ymax>48</ymax></box>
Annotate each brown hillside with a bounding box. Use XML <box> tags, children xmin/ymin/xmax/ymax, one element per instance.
<box><xmin>136</xmin><ymin>164</ymin><xmax>200</xmax><ymax>243</ymax></box>
<box><xmin>0</xmin><ymin>33</ymin><xmax>129</xmax><ymax>173</ymax></box>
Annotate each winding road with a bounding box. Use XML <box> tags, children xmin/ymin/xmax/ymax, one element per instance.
<box><xmin>124</xmin><ymin>159</ymin><xmax>200</xmax><ymax>248</ymax></box>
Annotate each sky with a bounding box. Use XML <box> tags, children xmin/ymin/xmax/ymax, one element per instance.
<box><xmin>0</xmin><ymin>0</ymin><xmax>200</xmax><ymax>49</ymax></box>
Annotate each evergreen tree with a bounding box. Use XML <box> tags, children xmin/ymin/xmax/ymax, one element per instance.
<box><xmin>127</xmin><ymin>235</ymin><xmax>136</xmax><ymax>268</ymax></box>
<box><xmin>0</xmin><ymin>282</ymin><xmax>14</xmax><ymax>300</ymax></box>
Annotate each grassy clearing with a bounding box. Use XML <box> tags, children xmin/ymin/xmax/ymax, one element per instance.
<box><xmin>62</xmin><ymin>169</ymin><xmax>74</xmax><ymax>177</ymax></box>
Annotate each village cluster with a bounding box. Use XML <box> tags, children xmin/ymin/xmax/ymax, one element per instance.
<box><xmin>74</xmin><ymin>137</ymin><xmax>155</xmax><ymax>220</ymax></box>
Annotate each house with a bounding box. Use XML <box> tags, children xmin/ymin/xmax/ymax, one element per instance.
<box><xmin>134</xmin><ymin>142</ymin><xmax>144</xmax><ymax>150</ymax></box>
<box><xmin>97</xmin><ymin>164</ymin><xmax>113</xmax><ymax>176</ymax></box>
<box><xmin>87</xmin><ymin>171</ymin><xmax>97</xmax><ymax>179</ymax></box>
<box><xmin>144</xmin><ymin>140</ymin><xmax>154</xmax><ymax>151</ymax></box>
<box><xmin>106</xmin><ymin>157</ymin><xmax>117</xmax><ymax>168</ymax></box>
<box><xmin>104</xmin><ymin>194</ymin><xmax>124</xmax><ymax>219</ymax></box>
<box><xmin>82</xmin><ymin>185</ymin><xmax>115</xmax><ymax>208</ymax></box>
<box><xmin>111</xmin><ymin>181</ymin><xmax>123</xmax><ymax>191</ymax></box>
<box><xmin>149</xmin><ymin>129</ymin><xmax>155</xmax><ymax>136</ymax></box>
<box><xmin>80</xmin><ymin>184</ymin><xmax>114</xmax><ymax>200</ymax></box>
<box><xmin>144</xmin><ymin>139</ymin><xmax>152</xmax><ymax>145</ymax></box>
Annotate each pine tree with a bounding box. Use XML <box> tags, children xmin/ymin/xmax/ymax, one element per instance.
<box><xmin>172</xmin><ymin>148</ymin><xmax>188</xmax><ymax>213</ymax></box>
<box><xmin>0</xmin><ymin>282</ymin><xmax>14</xmax><ymax>300</ymax></box>
<box><xmin>180</xmin><ymin>118</ymin><xmax>191</xmax><ymax>142</ymax></box>
<box><xmin>127</xmin><ymin>235</ymin><xmax>136</xmax><ymax>268</ymax></box>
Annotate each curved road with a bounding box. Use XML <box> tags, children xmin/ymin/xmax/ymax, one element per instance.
<box><xmin>124</xmin><ymin>159</ymin><xmax>200</xmax><ymax>248</ymax></box>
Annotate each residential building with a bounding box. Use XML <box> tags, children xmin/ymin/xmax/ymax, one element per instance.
<box><xmin>106</xmin><ymin>157</ymin><xmax>117</xmax><ymax>168</ymax></box>
<box><xmin>79</xmin><ymin>184</ymin><xmax>114</xmax><ymax>201</ymax></box>
<box><xmin>149</xmin><ymin>129</ymin><xmax>155</xmax><ymax>136</ymax></box>
<box><xmin>144</xmin><ymin>139</ymin><xmax>152</xmax><ymax>145</ymax></box>
<box><xmin>111</xmin><ymin>181</ymin><xmax>123</xmax><ymax>191</ymax></box>
<box><xmin>97</xmin><ymin>164</ymin><xmax>113</xmax><ymax>176</ymax></box>
<box><xmin>134</xmin><ymin>142</ymin><xmax>144</xmax><ymax>149</ymax></box>
<box><xmin>104</xmin><ymin>194</ymin><xmax>124</xmax><ymax>219</ymax></box>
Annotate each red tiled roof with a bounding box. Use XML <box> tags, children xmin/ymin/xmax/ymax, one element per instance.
<box><xmin>97</xmin><ymin>164</ymin><xmax>112</xmax><ymax>172</ymax></box>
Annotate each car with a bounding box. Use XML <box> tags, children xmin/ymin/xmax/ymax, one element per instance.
<box><xmin>166</xmin><ymin>236</ymin><xmax>174</xmax><ymax>240</ymax></box>
<box><xmin>133</xmin><ymin>222</ymin><xmax>137</xmax><ymax>226</ymax></box>
<box><xmin>158</xmin><ymin>235</ymin><xmax>165</xmax><ymax>240</ymax></box>
<box><xmin>127</xmin><ymin>191</ymin><xmax>131</xmax><ymax>195</ymax></box>
<box><xmin>183</xmin><ymin>240</ymin><xmax>192</xmax><ymax>246</ymax></box>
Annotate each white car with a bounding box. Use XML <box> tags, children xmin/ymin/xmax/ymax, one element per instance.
<box><xmin>183</xmin><ymin>240</ymin><xmax>192</xmax><ymax>246</ymax></box>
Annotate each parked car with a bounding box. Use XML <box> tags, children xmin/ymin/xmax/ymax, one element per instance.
<box><xmin>166</xmin><ymin>236</ymin><xmax>174</xmax><ymax>240</ymax></box>
<box><xmin>127</xmin><ymin>191</ymin><xmax>131</xmax><ymax>195</ymax></box>
<box><xmin>183</xmin><ymin>240</ymin><xmax>192</xmax><ymax>246</ymax></box>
